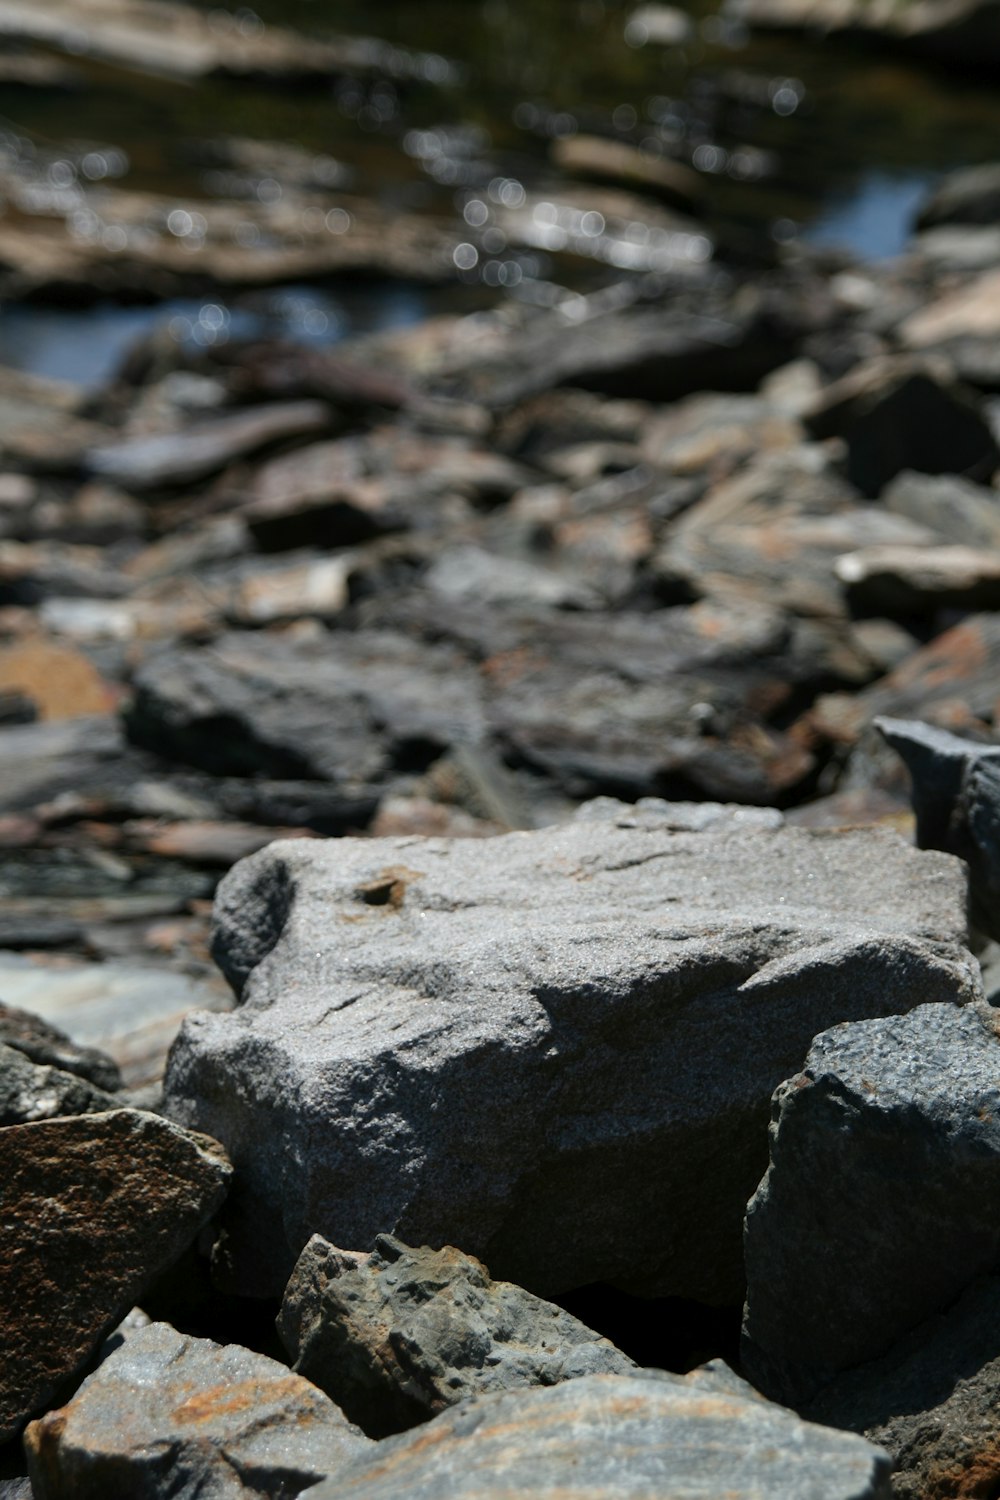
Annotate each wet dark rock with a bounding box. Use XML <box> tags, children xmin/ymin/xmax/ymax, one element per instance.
<box><xmin>743</xmin><ymin>1002</ymin><xmax>1000</xmax><ymax>1409</ymax></box>
<box><xmin>0</xmin><ymin>1042</ymin><xmax>119</xmax><ymax>1124</ymax></box>
<box><xmin>125</xmin><ymin>630</ymin><xmax>484</xmax><ymax>783</ymax></box>
<box><xmin>298</xmin><ymin>1373</ymin><xmax>892</xmax><ymax>1500</ymax></box>
<box><xmin>807</xmin><ymin>1275</ymin><xmax>1000</xmax><ymax>1500</ymax></box>
<box><xmin>917</xmin><ymin>162</ymin><xmax>1000</xmax><ymax>229</ymax></box>
<box><xmin>278</xmin><ymin>1233</ymin><xmax>636</xmax><ymax>1437</ymax></box>
<box><xmin>0</xmin><ymin>1001</ymin><xmax>120</xmax><ymax>1089</ymax></box>
<box><xmin>25</xmin><ymin>1321</ymin><xmax>370</xmax><ymax>1500</ymax></box>
<box><xmin>0</xmin><ymin>1109</ymin><xmax>231</xmax><ymax>1442</ymax></box>
<box><xmin>803</xmin><ymin>356</ymin><xmax>999</xmax><ymax>497</ymax></box>
<box><xmin>87</xmin><ymin>401</ymin><xmax>331</xmax><ymax>492</ymax></box>
<box><xmin>876</xmin><ymin>716</ymin><xmax>1000</xmax><ymax>939</ymax></box>
<box><xmin>162</xmin><ymin>815</ymin><xmax>977</xmax><ymax>1301</ymax></box>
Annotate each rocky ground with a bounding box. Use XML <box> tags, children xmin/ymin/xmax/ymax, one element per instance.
<box><xmin>4</xmin><ymin>1</ymin><xmax>1000</xmax><ymax>1495</ymax></box>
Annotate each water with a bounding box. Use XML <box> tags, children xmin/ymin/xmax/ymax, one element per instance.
<box><xmin>0</xmin><ymin>0</ymin><xmax>997</xmax><ymax>384</ymax></box>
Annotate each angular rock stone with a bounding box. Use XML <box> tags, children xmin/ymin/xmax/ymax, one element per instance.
<box><xmin>0</xmin><ymin>1041</ymin><xmax>119</xmax><ymax>1124</ymax></box>
<box><xmin>835</xmin><ymin>543</ymin><xmax>1000</xmax><ymax>615</ymax></box>
<box><xmin>807</xmin><ymin>1275</ymin><xmax>1000</xmax><ymax>1500</ymax></box>
<box><xmin>876</xmin><ymin>715</ymin><xmax>1000</xmax><ymax>938</ymax></box>
<box><xmin>297</xmin><ymin>1373</ymin><xmax>892</xmax><ymax>1500</ymax></box>
<box><xmin>125</xmin><ymin>630</ymin><xmax>485</xmax><ymax>783</ymax></box>
<box><xmin>0</xmin><ymin>1001</ymin><xmax>121</xmax><ymax>1089</ymax></box>
<box><xmin>162</xmin><ymin>814</ymin><xmax>979</xmax><ymax>1301</ymax></box>
<box><xmin>25</xmin><ymin>1320</ymin><xmax>371</xmax><ymax>1500</ymax></box>
<box><xmin>278</xmin><ymin>1233</ymin><xmax>636</xmax><ymax>1436</ymax></box>
<box><xmin>0</xmin><ymin>1109</ymin><xmax>231</xmax><ymax>1441</ymax></box>
<box><xmin>882</xmin><ymin>469</ymin><xmax>1000</xmax><ymax>551</ymax></box>
<box><xmin>743</xmin><ymin>1002</ymin><xmax>1000</xmax><ymax>1408</ymax></box>
<box><xmin>803</xmin><ymin>356</ymin><xmax>998</xmax><ymax>497</ymax></box>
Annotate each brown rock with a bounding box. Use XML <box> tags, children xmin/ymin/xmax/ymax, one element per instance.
<box><xmin>0</xmin><ymin>640</ymin><xmax>113</xmax><ymax>720</ymax></box>
<box><xmin>0</xmin><ymin>1109</ymin><xmax>231</xmax><ymax>1441</ymax></box>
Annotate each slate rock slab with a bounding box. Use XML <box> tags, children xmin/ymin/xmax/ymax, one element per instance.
<box><xmin>297</xmin><ymin>1373</ymin><xmax>892</xmax><ymax>1500</ymax></box>
<box><xmin>162</xmin><ymin>812</ymin><xmax>979</xmax><ymax>1301</ymax></box>
<box><xmin>743</xmin><ymin>1002</ymin><xmax>1000</xmax><ymax>1409</ymax></box>
<box><xmin>808</xmin><ymin>1275</ymin><xmax>1000</xmax><ymax>1500</ymax></box>
<box><xmin>278</xmin><ymin>1232</ymin><xmax>636</xmax><ymax>1436</ymax></box>
<box><xmin>0</xmin><ymin>1001</ymin><xmax>120</xmax><ymax>1090</ymax></box>
<box><xmin>0</xmin><ymin>1110</ymin><xmax>231</xmax><ymax>1442</ymax></box>
<box><xmin>25</xmin><ymin>1321</ymin><xmax>371</xmax><ymax>1500</ymax></box>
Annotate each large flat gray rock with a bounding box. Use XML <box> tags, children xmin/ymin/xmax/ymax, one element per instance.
<box><xmin>162</xmin><ymin>809</ymin><xmax>979</xmax><ymax>1301</ymax></box>
<box><xmin>25</xmin><ymin>1321</ymin><xmax>371</xmax><ymax>1500</ymax></box>
<box><xmin>278</xmin><ymin>1232</ymin><xmax>636</xmax><ymax>1436</ymax></box>
<box><xmin>297</xmin><ymin>1373</ymin><xmax>892</xmax><ymax>1500</ymax></box>
<box><xmin>743</xmin><ymin>1002</ymin><xmax>1000</xmax><ymax>1408</ymax></box>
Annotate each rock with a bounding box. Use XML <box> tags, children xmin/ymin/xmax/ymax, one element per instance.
<box><xmin>875</xmin><ymin>715</ymin><xmax>1000</xmax><ymax>938</ymax></box>
<box><xmin>0</xmin><ymin>1000</ymin><xmax>121</xmax><ymax>1089</ymax></box>
<box><xmin>229</xmin><ymin>556</ymin><xmax>354</xmax><ymax>626</ymax></box>
<box><xmin>881</xmin><ymin>469</ymin><xmax>1000</xmax><ymax>551</ymax></box>
<box><xmin>725</xmin><ymin>0</ymin><xmax>1000</xmax><ymax>74</ymax></box>
<box><xmin>0</xmin><ymin>716</ymin><xmax>141</xmax><ymax>815</ymax></box>
<box><xmin>802</xmin><ymin>356</ymin><xmax>999</xmax><ymax>497</ymax></box>
<box><xmin>0</xmin><ymin>640</ymin><xmax>113</xmax><ymax>720</ymax></box>
<box><xmin>916</xmin><ymin>162</ymin><xmax>1000</xmax><ymax>228</ymax></box>
<box><xmin>86</xmin><ymin>401</ymin><xmax>331</xmax><ymax>491</ymax></box>
<box><xmin>625</xmin><ymin>4</ymin><xmax>695</xmax><ymax>45</ymax></box>
<box><xmin>639</xmin><ymin>391</ymin><xmax>802</xmax><ymax>478</ymax></box>
<box><xmin>835</xmin><ymin>543</ymin><xmax>1000</xmax><ymax>615</ymax></box>
<box><xmin>125</xmin><ymin>630</ymin><xmax>485</xmax><ymax>783</ymax></box>
<box><xmin>807</xmin><ymin>1275</ymin><xmax>1000</xmax><ymax>1500</ymax></box>
<box><xmin>24</xmin><ymin>1320</ymin><xmax>371</xmax><ymax>1500</ymax></box>
<box><xmin>551</xmin><ymin>135</ymin><xmax>704</xmax><ymax>212</ymax></box>
<box><xmin>297</xmin><ymin>1373</ymin><xmax>892</xmax><ymax>1500</ymax></box>
<box><xmin>0</xmin><ymin>1041</ymin><xmax>119</xmax><ymax>1124</ymax></box>
<box><xmin>162</xmin><ymin>815</ymin><xmax>978</xmax><ymax>1300</ymax></box>
<box><xmin>0</xmin><ymin>1109</ymin><xmax>231</xmax><ymax>1442</ymax></box>
<box><xmin>278</xmin><ymin>1233</ymin><xmax>636</xmax><ymax>1437</ymax></box>
<box><xmin>742</xmin><ymin>1002</ymin><xmax>1000</xmax><ymax>1408</ymax></box>
<box><xmin>898</xmin><ymin>266</ymin><xmax>1000</xmax><ymax>351</ymax></box>
<box><xmin>425</xmin><ymin>545</ymin><xmax>601</xmax><ymax>610</ymax></box>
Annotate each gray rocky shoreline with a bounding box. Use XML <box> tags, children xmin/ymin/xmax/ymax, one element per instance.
<box><xmin>5</xmin><ymin>3</ymin><xmax>1000</xmax><ymax>1494</ymax></box>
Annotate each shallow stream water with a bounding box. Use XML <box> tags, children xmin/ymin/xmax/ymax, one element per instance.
<box><xmin>1</xmin><ymin>0</ymin><xmax>998</xmax><ymax>384</ymax></box>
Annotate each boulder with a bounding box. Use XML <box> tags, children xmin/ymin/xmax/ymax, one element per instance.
<box><xmin>278</xmin><ymin>1233</ymin><xmax>636</xmax><ymax>1436</ymax></box>
<box><xmin>0</xmin><ymin>1110</ymin><xmax>231</xmax><ymax>1441</ymax></box>
<box><xmin>743</xmin><ymin>1002</ymin><xmax>1000</xmax><ymax>1408</ymax></box>
<box><xmin>808</xmin><ymin>1275</ymin><xmax>1000</xmax><ymax>1500</ymax></box>
<box><xmin>162</xmin><ymin>810</ymin><xmax>979</xmax><ymax>1300</ymax></box>
<box><xmin>25</xmin><ymin>1321</ymin><xmax>371</xmax><ymax>1500</ymax></box>
<box><xmin>297</xmin><ymin>1373</ymin><xmax>892</xmax><ymax>1500</ymax></box>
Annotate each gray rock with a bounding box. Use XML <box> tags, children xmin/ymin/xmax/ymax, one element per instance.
<box><xmin>0</xmin><ymin>1000</ymin><xmax>120</xmax><ymax>1090</ymax></box>
<box><xmin>278</xmin><ymin>1233</ymin><xmax>636</xmax><ymax>1436</ymax></box>
<box><xmin>807</xmin><ymin>1275</ymin><xmax>1000</xmax><ymax>1500</ymax></box>
<box><xmin>875</xmin><ymin>716</ymin><xmax>1000</xmax><ymax>938</ymax></box>
<box><xmin>835</xmin><ymin>543</ymin><xmax>1000</xmax><ymax>616</ymax></box>
<box><xmin>881</xmin><ymin>469</ymin><xmax>1000</xmax><ymax>551</ymax></box>
<box><xmin>0</xmin><ymin>1041</ymin><xmax>119</xmax><ymax>1124</ymax></box>
<box><xmin>125</xmin><ymin>630</ymin><xmax>484</xmax><ymax>783</ymax></box>
<box><xmin>0</xmin><ymin>1110</ymin><xmax>231</xmax><ymax>1441</ymax></box>
<box><xmin>743</xmin><ymin>1002</ymin><xmax>1000</xmax><ymax>1408</ymax></box>
<box><xmin>916</xmin><ymin>162</ymin><xmax>1000</xmax><ymax>229</ymax></box>
<box><xmin>0</xmin><ymin>1483</ymin><xmax>33</xmax><ymax>1500</ymax></box>
<box><xmin>297</xmin><ymin>1373</ymin><xmax>892</xmax><ymax>1500</ymax></box>
<box><xmin>162</xmin><ymin>817</ymin><xmax>979</xmax><ymax>1301</ymax></box>
<box><xmin>25</xmin><ymin>1321</ymin><xmax>371</xmax><ymax>1500</ymax></box>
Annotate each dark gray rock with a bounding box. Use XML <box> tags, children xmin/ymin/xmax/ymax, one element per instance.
<box><xmin>803</xmin><ymin>356</ymin><xmax>999</xmax><ymax>497</ymax></box>
<box><xmin>162</xmin><ymin>814</ymin><xmax>978</xmax><ymax>1301</ymax></box>
<box><xmin>0</xmin><ymin>1482</ymin><xmax>33</xmax><ymax>1500</ymax></box>
<box><xmin>0</xmin><ymin>1001</ymin><xmax>120</xmax><ymax>1090</ymax></box>
<box><xmin>875</xmin><ymin>716</ymin><xmax>1000</xmax><ymax>938</ymax></box>
<box><xmin>125</xmin><ymin>630</ymin><xmax>485</xmax><ymax>782</ymax></box>
<box><xmin>808</xmin><ymin>1275</ymin><xmax>1000</xmax><ymax>1500</ymax></box>
<box><xmin>743</xmin><ymin>1002</ymin><xmax>1000</xmax><ymax>1409</ymax></box>
<box><xmin>0</xmin><ymin>1041</ymin><xmax>119</xmax><ymax>1124</ymax></box>
<box><xmin>881</xmin><ymin>469</ymin><xmax>1000</xmax><ymax>551</ymax></box>
<box><xmin>0</xmin><ymin>1110</ymin><xmax>231</xmax><ymax>1442</ymax></box>
<box><xmin>278</xmin><ymin>1233</ymin><xmax>636</xmax><ymax>1436</ymax></box>
<box><xmin>25</xmin><ymin>1320</ymin><xmax>371</xmax><ymax>1500</ymax></box>
<box><xmin>297</xmin><ymin>1373</ymin><xmax>892</xmax><ymax>1500</ymax></box>
<box><xmin>87</xmin><ymin>400</ymin><xmax>331</xmax><ymax>491</ymax></box>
